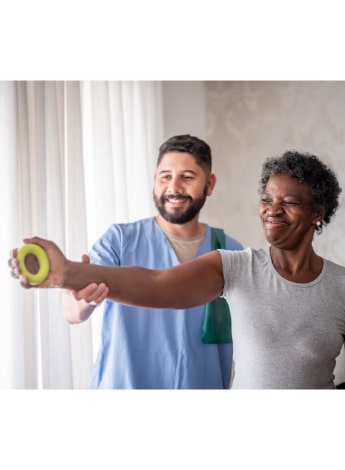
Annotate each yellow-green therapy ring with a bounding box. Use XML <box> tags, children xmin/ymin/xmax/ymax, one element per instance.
<box><xmin>17</xmin><ymin>243</ymin><xmax>50</xmax><ymax>286</ymax></box>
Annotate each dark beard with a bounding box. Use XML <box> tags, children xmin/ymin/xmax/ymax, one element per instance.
<box><xmin>153</xmin><ymin>187</ymin><xmax>208</xmax><ymax>224</ymax></box>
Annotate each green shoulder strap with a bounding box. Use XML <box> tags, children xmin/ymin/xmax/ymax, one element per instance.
<box><xmin>211</xmin><ymin>227</ymin><xmax>226</xmax><ymax>250</ymax></box>
<box><xmin>201</xmin><ymin>227</ymin><xmax>232</xmax><ymax>344</ymax></box>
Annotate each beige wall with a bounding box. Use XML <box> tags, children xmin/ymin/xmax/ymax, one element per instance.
<box><xmin>163</xmin><ymin>81</ymin><xmax>345</xmax><ymax>265</ymax></box>
<box><xmin>162</xmin><ymin>80</ymin><xmax>345</xmax><ymax>384</ymax></box>
<box><xmin>162</xmin><ymin>81</ymin><xmax>207</xmax><ymax>140</ymax></box>
<box><xmin>204</xmin><ymin>81</ymin><xmax>345</xmax><ymax>264</ymax></box>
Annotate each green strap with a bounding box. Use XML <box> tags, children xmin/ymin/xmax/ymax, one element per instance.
<box><xmin>211</xmin><ymin>227</ymin><xmax>226</xmax><ymax>250</ymax></box>
<box><xmin>201</xmin><ymin>227</ymin><xmax>232</xmax><ymax>344</ymax></box>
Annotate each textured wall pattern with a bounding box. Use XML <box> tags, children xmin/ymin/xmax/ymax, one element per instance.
<box><xmin>203</xmin><ymin>81</ymin><xmax>345</xmax><ymax>265</ymax></box>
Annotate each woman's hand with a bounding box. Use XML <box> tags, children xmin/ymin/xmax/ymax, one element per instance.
<box><xmin>9</xmin><ymin>236</ymin><xmax>69</xmax><ymax>288</ymax></box>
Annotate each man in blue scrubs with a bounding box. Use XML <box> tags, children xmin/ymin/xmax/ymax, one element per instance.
<box><xmin>62</xmin><ymin>135</ymin><xmax>243</xmax><ymax>388</ymax></box>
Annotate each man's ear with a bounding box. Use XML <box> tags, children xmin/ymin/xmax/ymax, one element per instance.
<box><xmin>206</xmin><ymin>173</ymin><xmax>217</xmax><ymax>196</ymax></box>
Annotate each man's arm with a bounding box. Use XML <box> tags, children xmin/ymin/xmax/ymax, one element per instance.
<box><xmin>61</xmin><ymin>254</ymin><xmax>109</xmax><ymax>324</ymax></box>
<box><xmin>61</xmin><ymin>283</ymin><xmax>109</xmax><ymax>324</ymax></box>
<box><xmin>10</xmin><ymin>236</ymin><xmax>225</xmax><ymax>310</ymax></box>
<box><xmin>61</xmin><ymin>291</ymin><xmax>97</xmax><ymax>324</ymax></box>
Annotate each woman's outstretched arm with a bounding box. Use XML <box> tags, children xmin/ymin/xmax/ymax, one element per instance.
<box><xmin>10</xmin><ymin>236</ymin><xmax>225</xmax><ymax>310</ymax></box>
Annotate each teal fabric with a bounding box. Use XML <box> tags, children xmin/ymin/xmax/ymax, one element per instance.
<box><xmin>201</xmin><ymin>228</ymin><xmax>232</xmax><ymax>344</ymax></box>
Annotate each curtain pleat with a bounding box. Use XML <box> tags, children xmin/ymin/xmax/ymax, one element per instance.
<box><xmin>1</xmin><ymin>80</ymin><xmax>164</xmax><ymax>389</ymax></box>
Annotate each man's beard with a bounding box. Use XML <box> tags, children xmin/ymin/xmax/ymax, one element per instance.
<box><xmin>153</xmin><ymin>187</ymin><xmax>208</xmax><ymax>224</ymax></box>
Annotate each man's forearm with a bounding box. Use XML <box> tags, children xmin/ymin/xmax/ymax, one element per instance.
<box><xmin>61</xmin><ymin>290</ymin><xmax>96</xmax><ymax>324</ymax></box>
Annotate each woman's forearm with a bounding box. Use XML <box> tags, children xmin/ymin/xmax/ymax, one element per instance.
<box><xmin>63</xmin><ymin>261</ymin><xmax>191</xmax><ymax>309</ymax></box>
<box><xmin>63</xmin><ymin>262</ymin><xmax>147</xmax><ymax>304</ymax></box>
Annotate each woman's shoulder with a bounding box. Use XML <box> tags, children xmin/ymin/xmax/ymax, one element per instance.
<box><xmin>219</xmin><ymin>246</ymin><xmax>265</xmax><ymax>258</ymax></box>
<box><xmin>324</xmin><ymin>258</ymin><xmax>345</xmax><ymax>277</ymax></box>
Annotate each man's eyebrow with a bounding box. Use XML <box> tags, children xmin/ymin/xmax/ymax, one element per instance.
<box><xmin>158</xmin><ymin>169</ymin><xmax>198</xmax><ymax>175</ymax></box>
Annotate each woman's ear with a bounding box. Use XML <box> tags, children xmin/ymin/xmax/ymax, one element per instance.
<box><xmin>312</xmin><ymin>206</ymin><xmax>326</xmax><ymax>226</ymax></box>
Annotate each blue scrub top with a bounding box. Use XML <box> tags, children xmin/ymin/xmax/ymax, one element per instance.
<box><xmin>89</xmin><ymin>217</ymin><xmax>243</xmax><ymax>389</ymax></box>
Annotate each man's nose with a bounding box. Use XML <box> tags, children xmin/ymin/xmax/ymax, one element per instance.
<box><xmin>167</xmin><ymin>177</ymin><xmax>183</xmax><ymax>193</ymax></box>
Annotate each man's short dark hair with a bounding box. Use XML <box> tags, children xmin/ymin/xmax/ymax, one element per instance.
<box><xmin>157</xmin><ymin>134</ymin><xmax>212</xmax><ymax>172</ymax></box>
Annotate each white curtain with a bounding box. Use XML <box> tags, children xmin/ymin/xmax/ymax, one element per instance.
<box><xmin>0</xmin><ymin>81</ymin><xmax>164</xmax><ymax>389</ymax></box>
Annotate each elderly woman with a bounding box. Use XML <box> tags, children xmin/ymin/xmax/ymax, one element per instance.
<box><xmin>10</xmin><ymin>150</ymin><xmax>345</xmax><ymax>389</ymax></box>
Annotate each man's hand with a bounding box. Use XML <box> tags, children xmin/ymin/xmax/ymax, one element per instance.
<box><xmin>68</xmin><ymin>254</ymin><xmax>109</xmax><ymax>305</ymax></box>
<box><xmin>61</xmin><ymin>253</ymin><xmax>110</xmax><ymax>323</ymax></box>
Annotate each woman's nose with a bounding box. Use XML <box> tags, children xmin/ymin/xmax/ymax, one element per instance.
<box><xmin>266</xmin><ymin>201</ymin><xmax>284</xmax><ymax>214</ymax></box>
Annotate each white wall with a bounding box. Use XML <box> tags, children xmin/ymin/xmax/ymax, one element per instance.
<box><xmin>162</xmin><ymin>81</ymin><xmax>206</xmax><ymax>140</ymax></box>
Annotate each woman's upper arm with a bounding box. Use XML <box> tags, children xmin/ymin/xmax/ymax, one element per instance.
<box><xmin>156</xmin><ymin>250</ymin><xmax>224</xmax><ymax>309</ymax></box>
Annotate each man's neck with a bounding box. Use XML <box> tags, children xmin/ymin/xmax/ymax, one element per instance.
<box><xmin>155</xmin><ymin>215</ymin><xmax>205</xmax><ymax>238</ymax></box>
